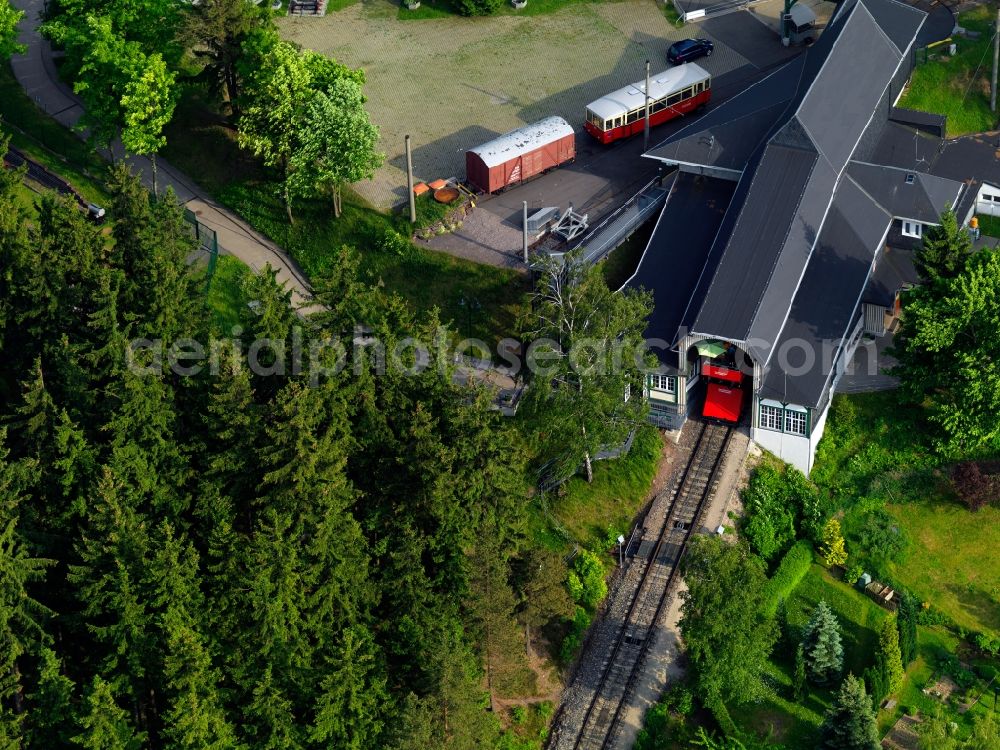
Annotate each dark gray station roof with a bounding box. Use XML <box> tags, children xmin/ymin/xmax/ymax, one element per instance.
<box><xmin>848</xmin><ymin>162</ymin><xmax>964</xmax><ymax>224</ymax></box>
<box><xmin>687</xmin><ymin>0</ymin><xmax>925</xmax><ymax>364</ymax></box>
<box><xmin>759</xmin><ymin>175</ymin><xmax>892</xmax><ymax>407</ymax></box>
<box><xmin>641</xmin><ymin>0</ymin><xmax>929</xmax><ymax>379</ymax></box>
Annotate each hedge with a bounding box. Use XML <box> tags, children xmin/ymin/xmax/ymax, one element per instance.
<box><xmin>760</xmin><ymin>540</ymin><xmax>814</xmax><ymax>618</ymax></box>
<box><xmin>705</xmin><ymin>695</ymin><xmax>738</xmax><ymax>737</ymax></box>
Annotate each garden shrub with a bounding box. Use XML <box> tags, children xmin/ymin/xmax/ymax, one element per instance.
<box><xmin>853</xmin><ymin>507</ymin><xmax>908</xmax><ymax>572</ymax></box>
<box><xmin>456</xmin><ymin>0</ymin><xmax>503</xmax><ymax>15</ymax></box>
<box><xmin>559</xmin><ymin>606</ymin><xmax>591</xmax><ymax>663</ymax></box>
<box><xmin>741</xmin><ymin>463</ymin><xmax>820</xmax><ymax>561</ymax></box>
<box><xmin>844</xmin><ymin>563</ymin><xmax>863</xmax><ymax>586</ymax></box>
<box><xmin>567</xmin><ymin>549</ymin><xmax>607</xmax><ymax>610</ymax></box>
<box><xmin>760</xmin><ymin>540</ymin><xmax>813</xmax><ymax>617</ymax></box>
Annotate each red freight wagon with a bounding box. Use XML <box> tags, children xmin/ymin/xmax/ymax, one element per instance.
<box><xmin>584</xmin><ymin>63</ymin><xmax>711</xmax><ymax>145</ymax></box>
<box><xmin>465</xmin><ymin>116</ymin><xmax>576</xmax><ymax>194</ymax></box>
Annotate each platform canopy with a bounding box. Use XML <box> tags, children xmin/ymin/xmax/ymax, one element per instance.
<box><xmin>695</xmin><ymin>340</ymin><xmax>728</xmax><ymax>358</ymax></box>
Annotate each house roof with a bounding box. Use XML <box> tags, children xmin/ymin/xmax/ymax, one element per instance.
<box><xmin>760</xmin><ymin>175</ymin><xmax>892</xmax><ymax>407</ymax></box>
<box><xmin>864</xmin><ymin>246</ymin><xmax>918</xmax><ymax>307</ymax></box>
<box><xmin>643</xmin><ymin>57</ymin><xmax>804</xmax><ymax>173</ymax></box>
<box><xmin>847</xmin><ymin>161</ymin><xmax>965</xmax><ymax>223</ymax></box>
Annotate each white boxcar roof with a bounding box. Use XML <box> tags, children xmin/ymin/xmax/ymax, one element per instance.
<box><xmin>586</xmin><ymin>63</ymin><xmax>710</xmax><ymax>121</ymax></box>
<box><xmin>468</xmin><ymin>116</ymin><xmax>574</xmax><ymax>169</ymax></box>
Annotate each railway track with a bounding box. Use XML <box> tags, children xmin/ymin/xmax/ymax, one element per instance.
<box><xmin>551</xmin><ymin>420</ymin><xmax>734</xmax><ymax>750</ymax></box>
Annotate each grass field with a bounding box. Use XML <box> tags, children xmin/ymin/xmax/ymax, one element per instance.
<box><xmin>206</xmin><ymin>255</ymin><xmax>252</xmax><ymax>333</ymax></box>
<box><xmin>527</xmin><ymin>424</ymin><xmax>663</xmax><ymax>552</ymax></box>
<box><xmin>811</xmin><ymin>391</ymin><xmax>1000</xmax><ymax>636</ymax></box>
<box><xmin>898</xmin><ymin>7</ymin><xmax>997</xmax><ymax>137</ymax></box>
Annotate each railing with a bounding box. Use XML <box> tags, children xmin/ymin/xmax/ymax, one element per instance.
<box><xmin>550</xmin><ymin>175</ymin><xmax>671</xmax><ymax>264</ymax></box>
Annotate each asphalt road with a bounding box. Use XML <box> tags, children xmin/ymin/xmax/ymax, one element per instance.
<box><xmin>426</xmin><ymin>10</ymin><xmax>801</xmax><ymax>267</ymax></box>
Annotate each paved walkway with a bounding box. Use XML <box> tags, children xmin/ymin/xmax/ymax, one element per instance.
<box><xmin>8</xmin><ymin>0</ymin><xmax>317</xmax><ymax>312</ymax></box>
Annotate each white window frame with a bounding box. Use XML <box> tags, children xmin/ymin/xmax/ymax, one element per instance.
<box><xmin>784</xmin><ymin>409</ymin><xmax>808</xmax><ymax>436</ymax></box>
<box><xmin>902</xmin><ymin>220</ymin><xmax>922</xmax><ymax>238</ymax></box>
<box><xmin>649</xmin><ymin>374</ymin><xmax>677</xmax><ymax>394</ymax></box>
<box><xmin>759</xmin><ymin>403</ymin><xmax>783</xmax><ymax>431</ymax></box>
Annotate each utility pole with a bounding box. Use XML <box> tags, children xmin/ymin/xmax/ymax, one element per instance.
<box><xmin>643</xmin><ymin>59</ymin><xmax>651</xmax><ymax>151</ymax></box>
<box><xmin>992</xmin><ymin>7</ymin><xmax>999</xmax><ymax>112</ymax></box>
<box><xmin>522</xmin><ymin>200</ymin><xmax>529</xmax><ymax>264</ymax></box>
<box><xmin>405</xmin><ymin>134</ymin><xmax>416</xmax><ymax>224</ymax></box>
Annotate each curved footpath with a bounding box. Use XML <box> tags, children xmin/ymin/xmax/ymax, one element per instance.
<box><xmin>8</xmin><ymin>0</ymin><xmax>318</xmax><ymax>312</ymax></box>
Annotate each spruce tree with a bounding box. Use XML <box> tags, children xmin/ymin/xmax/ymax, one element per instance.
<box><xmin>802</xmin><ymin>600</ymin><xmax>844</xmax><ymax>685</ymax></box>
<box><xmin>309</xmin><ymin>624</ymin><xmax>388</xmax><ymax>750</ymax></box>
<box><xmin>160</xmin><ymin>613</ymin><xmax>241</xmax><ymax>750</ymax></box>
<box><xmin>72</xmin><ymin>676</ymin><xmax>145</xmax><ymax>750</ymax></box>
<box><xmin>466</xmin><ymin>532</ymin><xmax>525</xmax><ymax>709</ymax></box>
<box><xmin>819</xmin><ymin>674</ymin><xmax>880</xmax><ymax>750</ymax></box>
<box><xmin>793</xmin><ymin>642</ymin><xmax>807</xmax><ymax>703</ymax></box>
<box><xmin>896</xmin><ymin>594</ymin><xmax>918</xmax><ymax>666</ymax></box>
<box><xmin>26</xmin><ymin>647</ymin><xmax>77</xmax><ymax>748</ymax></box>
<box><xmin>914</xmin><ymin>206</ymin><xmax>972</xmax><ymax>285</ymax></box>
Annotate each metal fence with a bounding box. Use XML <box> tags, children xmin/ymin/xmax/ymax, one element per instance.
<box><xmin>184</xmin><ymin>208</ymin><xmax>220</xmax><ymax>285</ymax></box>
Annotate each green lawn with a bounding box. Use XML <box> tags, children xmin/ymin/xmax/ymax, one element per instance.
<box><xmin>0</xmin><ymin>64</ymin><xmax>110</xmax><ymax>207</ymax></box>
<box><xmin>898</xmin><ymin>7</ymin><xmax>997</xmax><ymax>137</ymax></box>
<box><xmin>731</xmin><ymin>564</ymin><xmax>890</xmax><ymax>747</ymax></box>
<box><xmin>206</xmin><ymin>254</ymin><xmax>252</xmax><ymax>334</ymax></box>
<box><xmin>885</xmin><ymin>498</ymin><xmax>1000</xmax><ymax>635</ymax></box>
<box><xmin>398</xmin><ymin>0</ymin><xmax>609</xmax><ymax>21</ymax></box>
<box><xmin>810</xmin><ymin>391</ymin><xmax>1000</xmax><ymax>636</ymax></box>
<box><xmin>161</xmin><ymin>86</ymin><xmax>528</xmax><ymax>346</ymax></box>
<box><xmin>527</xmin><ymin>424</ymin><xmax>663</xmax><ymax>552</ymax></box>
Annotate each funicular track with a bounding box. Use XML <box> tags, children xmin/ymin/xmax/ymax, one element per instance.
<box><xmin>555</xmin><ymin>420</ymin><xmax>734</xmax><ymax>750</ymax></box>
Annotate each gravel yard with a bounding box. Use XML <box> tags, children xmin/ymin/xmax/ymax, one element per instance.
<box><xmin>279</xmin><ymin>0</ymin><xmax>750</xmax><ymax>209</ymax></box>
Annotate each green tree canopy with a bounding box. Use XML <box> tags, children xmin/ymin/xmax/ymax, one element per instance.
<box><xmin>523</xmin><ymin>249</ymin><xmax>653</xmax><ymax>485</ymax></box>
<box><xmin>0</xmin><ymin>1</ymin><xmax>24</xmax><ymax>60</ymax></box>
<box><xmin>679</xmin><ymin>535</ymin><xmax>777</xmax><ymax>705</ymax></box>
<box><xmin>819</xmin><ymin>674</ymin><xmax>879</xmax><ymax>750</ymax></box>
<box><xmin>891</xmin><ymin>245</ymin><xmax>1000</xmax><ymax>455</ymax></box>
<box><xmin>802</xmin><ymin>600</ymin><xmax>844</xmax><ymax>685</ymax></box>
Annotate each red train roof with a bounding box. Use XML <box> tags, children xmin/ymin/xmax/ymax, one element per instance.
<box><xmin>703</xmin><ymin>383</ymin><xmax>744</xmax><ymax>423</ymax></box>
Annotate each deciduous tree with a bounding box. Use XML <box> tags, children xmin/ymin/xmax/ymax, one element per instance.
<box><xmin>820</xmin><ymin>518</ymin><xmax>848</xmax><ymax>568</ymax></box>
<box><xmin>287</xmin><ymin>79</ymin><xmax>382</xmax><ymax>217</ymax></box>
<box><xmin>679</xmin><ymin>535</ymin><xmax>776</xmax><ymax>705</ymax></box>
<box><xmin>891</xmin><ymin>244</ymin><xmax>1000</xmax><ymax>455</ymax></box>
<box><xmin>0</xmin><ymin>1</ymin><xmax>24</xmax><ymax>60</ymax></box>
<box><xmin>523</xmin><ymin>249</ymin><xmax>653</xmax><ymax>484</ymax></box>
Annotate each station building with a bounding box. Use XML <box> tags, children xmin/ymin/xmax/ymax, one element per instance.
<box><xmin>627</xmin><ymin>0</ymin><xmax>979</xmax><ymax>474</ymax></box>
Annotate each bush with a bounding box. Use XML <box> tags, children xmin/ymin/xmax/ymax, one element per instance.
<box><xmin>760</xmin><ymin>540</ymin><xmax>814</xmax><ymax>617</ymax></box>
<box><xmin>377</xmin><ymin>229</ymin><xmax>412</xmax><ymax>257</ymax></box>
<box><xmin>456</xmin><ymin>0</ymin><xmax>503</xmax><ymax>14</ymax></box>
<box><xmin>567</xmin><ymin>549</ymin><xmax>607</xmax><ymax>610</ymax></box>
<box><xmin>844</xmin><ymin>563</ymin><xmax>863</xmax><ymax>586</ymax></box>
<box><xmin>853</xmin><ymin>507</ymin><xmax>908</xmax><ymax>572</ymax></box>
<box><xmin>741</xmin><ymin>463</ymin><xmax>823</xmax><ymax>563</ymax></box>
<box><xmin>559</xmin><ymin>606</ymin><xmax>591</xmax><ymax>663</ymax></box>
<box><xmin>952</xmin><ymin>461</ymin><xmax>991</xmax><ymax>511</ymax></box>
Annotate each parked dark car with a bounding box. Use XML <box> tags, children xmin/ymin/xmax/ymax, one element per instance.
<box><xmin>667</xmin><ymin>38</ymin><xmax>714</xmax><ymax>64</ymax></box>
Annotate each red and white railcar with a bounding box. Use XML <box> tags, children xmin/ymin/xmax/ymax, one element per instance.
<box><xmin>584</xmin><ymin>63</ymin><xmax>711</xmax><ymax>145</ymax></box>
